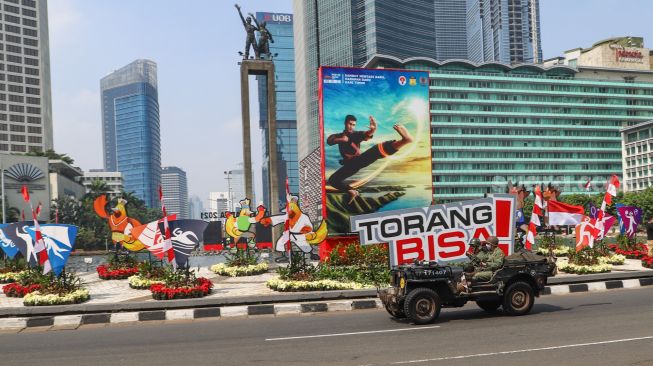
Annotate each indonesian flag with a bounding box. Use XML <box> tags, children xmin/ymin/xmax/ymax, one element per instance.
<box><xmin>548</xmin><ymin>200</ymin><xmax>585</xmax><ymax>225</ymax></box>
<box><xmin>604</xmin><ymin>175</ymin><xmax>620</xmax><ymax>206</ymax></box>
<box><xmin>159</xmin><ymin>186</ymin><xmax>176</xmax><ymax>269</ymax></box>
<box><xmin>35</xmin><ymin>202</ymin><xmax>42</xmax><ymax>218</ymax></box>
<box><xmin>525</xmin><ymin>185</ymin><xmax>543</xmax><ymax>250</ymax></box>
<box><xmin>598</xmin><ymin>175</ymin><xmax>620</xmax><ymax>221</ymax></box>
<box><xmin>21</xmin><ymin>185</ymin><xmax>51</xmax><ymax>274</ymax></box>
<box><xmin>585</xmin><ymin>179</ymin><xmax>592</xmax><ymax>191</ymax></box>
<box><xmin>575</xmin><ymin>216</ymin><xmax>601</xmax><ymax>252</ymax></box>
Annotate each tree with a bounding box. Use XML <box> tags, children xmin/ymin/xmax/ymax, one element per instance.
<box><xmin>25</xmin><ymin>149</ymin><xmax>75</xmax><ymax>165</ymax></box>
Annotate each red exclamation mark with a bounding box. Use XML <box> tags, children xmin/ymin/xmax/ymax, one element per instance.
<box><xmin>494</xmin><ymin>197</ymin><xmax>514</xmax><ymax>255</ymax></box>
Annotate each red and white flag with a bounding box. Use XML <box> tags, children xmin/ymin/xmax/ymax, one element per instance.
<box><xmin>35</xmin><ymin>202</ymin><xmax>42</xmax><ymax>218</ymax></box>
<box><xmin>584</xmin><ymin>179</ymin><xmax>592</xmax><ymax>191</ymax></box>
<box><xmin>525</xmin><ymin>185</ymin><xmax>543</xmax><ymax>250</ymax></box>
<box><xmin>598</xmin><ymin>175</ymin><xmax>620</xmax><ymax>221</ymax></box>
<box><xmin>159</xmin><ymin>186</ymin><xmax>176</xmax><ymax>269</ymax></box>
<box><xmin>547</xmin><ymin>200</ymin><xmax>585</xmax><ymax>226</ymax></box>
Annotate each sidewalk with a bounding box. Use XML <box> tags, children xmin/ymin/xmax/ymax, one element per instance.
<box><xmin>1</xmin><ymin>258</ymin><xmax>652</xmax><ymax>323</ymax></box>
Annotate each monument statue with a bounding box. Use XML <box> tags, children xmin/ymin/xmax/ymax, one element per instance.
<box><xmin>235</xmin><ymin>4</ymin><xmax>259</xmax><ymax>59</ymax></box>
<box><xmin>249</xmin><ymin>13</ymin><xmax>274</xmax><ymax>59</ymax></box>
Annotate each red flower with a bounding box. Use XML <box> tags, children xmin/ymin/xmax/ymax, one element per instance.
<box><xmin>149</xmin><ymin>277</ymin><xmax>213</xmax><ymax>300</ymax></box>
<box><xmin>2</xmin><ymin>283</ymin><xmax>40</xmax><ymax>297</ymax></box>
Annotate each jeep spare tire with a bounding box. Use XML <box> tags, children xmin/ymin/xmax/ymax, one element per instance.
<box><xmin>385</xmin><ymin>306</ymin><xmax>406</xmax><ymax>319</ymax></box>
<box><xmin>403</xmin><ymin>287</ymin><xmax>441</xmax><ymax>325</ymax></box>
<box><xmin>503</xmin><ymin>281</ymin><xmax>534</xmax><ymax>316</ymax></box>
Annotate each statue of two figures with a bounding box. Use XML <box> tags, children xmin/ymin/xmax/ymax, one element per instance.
<box><xmin>235</xmin><ymin>4</ymin><xmax>275</xmax><ymax>60</ymax></box>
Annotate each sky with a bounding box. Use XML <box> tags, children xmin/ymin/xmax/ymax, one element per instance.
<box><xmin>48</xmin><ymin>0</ymin><xmax>653</xmax><ymax>210</ymax></box>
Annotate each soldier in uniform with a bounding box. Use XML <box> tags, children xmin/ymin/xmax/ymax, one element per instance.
<box><xmin>472</xmin><ymin>236</ymin><xmax>505</xmax><ymax>282</ymax></box>
<box><xmin>458</xmin><ymin>238</ymin><xmax>488</xmax><ymax>293</ymax></box>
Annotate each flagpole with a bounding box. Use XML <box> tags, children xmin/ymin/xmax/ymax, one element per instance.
<box><xmin>1</xmin><ymin>166</ymin><xmax>5</xmax><ymax>224</ymax></box>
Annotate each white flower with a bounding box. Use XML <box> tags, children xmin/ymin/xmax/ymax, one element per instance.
<box><xmin>210</xmin><ymin>263</ymin><xmax>269</xmax><ymax>277</ymax></box>
<box><xmin>24</xmin><ymin>288</ymin><xmax>90</xmax><ymax>306</ymax></box>
<box><xmin>128</xmin><ymin>275</ymin><xmax>164</xmax><ymax>289</ymax></box>
<box><xmin>266</xmin><ymin>278</ymin><xmax>371</xmax><ymax>292</ymax></box>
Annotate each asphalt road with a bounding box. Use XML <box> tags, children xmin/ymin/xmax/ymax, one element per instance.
<box><xmin>2</xmin><ymin>287</ymin><xmax>653</xmax><ymax>366</ymax></box>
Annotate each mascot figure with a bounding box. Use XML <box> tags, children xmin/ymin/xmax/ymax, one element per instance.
<box><xmin>224</xmin><ymin>198</ymin><xmax>266</xmax><ymax>244</ymax></box>
<box><xmin>93</xmin><ymin>195</ymin><xmax>145</xmax><ymax>251</ymax></box>
<box><xmin>260</xmin><ymin>195</ymin><xmax>327</xmax><ymax>254</ymax></box>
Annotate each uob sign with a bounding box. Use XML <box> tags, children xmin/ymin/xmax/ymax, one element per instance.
<box><xmin>263</xmin><ymin>13</ymin><xmax>292</xmax><ymax>24</ymax></box>
<box><xmin>350</xmin><ymin>195</ymin><xmax>516</xmax><ymax>266</ymax></box>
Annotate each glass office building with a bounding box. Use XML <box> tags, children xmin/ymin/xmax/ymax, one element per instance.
<box><xmin>100</xmin><ymin>60</ymin><xmax>161</xmax><ymax>208</ymax></box>
<box><xmin>363</xmin><ymin>55</ymin><xmax>653</xmax><ymax>202</ymax></box>
<box><xmin>256</xmin><ymin>12</ymin><xmax>298</xmax><ymax>208</ymax></box>
<box><xmin>467</xmin><ymin>0</ymin><xmax>542</xmax><ymax>64</ymax></box>
<box><xmin>294</xmin><ymin>0</ymin><xmax>468</xmax><ymax>218</ymax></box>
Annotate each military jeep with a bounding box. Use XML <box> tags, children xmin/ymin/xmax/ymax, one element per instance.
<box><xmin>378</xmin><ymin>251</ymin><xmax>557</xmax><ymax>324</ymax></box>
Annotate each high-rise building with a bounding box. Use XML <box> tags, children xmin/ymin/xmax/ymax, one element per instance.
<box><xmin>78</xmin><ymin>169</ymin><xmax>123</xmax><ymax>199</ymax></box>
<box><xmin>100</xmin><ymin>59</ymin><xmax>161</xmax><ymax>208</ymax></box>
<box><xmin>256</xmin><ymin>12</ymin><xmax>298</xmax><ymax>209</ymax></box>
<box><xmin>621</xmin><ymin>120</ymin><xmax>653</xmax><ymax>193</ymax></box>
<box><xmin>294</xmin><ymin>0</ymin><xmax>468</xmax><ymax>219</ymax></box>
<box><xmin>366</xmin><ymin>55</ymin><xmax>653</xmax><ymax>202</ymax></box>
<box><xmin>467</xmin><ymin>0</ymin><xmax>542</xmax><ymax>64</ymax></box>
<box><xmin>294</xmin><ymin>0</ymin><xmax>468</xmax><ymax>162</ymax></box>
<box><xmin>161</xmin><ymin>166</ymin><xmax>189</xmax><ymax>219</ymax></box>
<box><xmin>188</xmin><ymin>195</ymin><xmax>204</xmax><ymax>220</ymax></box>
<box><xmin>0</xmin><ymin>0</ymin><xmax>53</xmax><ymax>153</ymax></box>
<box><xmin>209</xmin><ymin>191</ymin><xmax>230</xmax><ymax>215</ymax></box>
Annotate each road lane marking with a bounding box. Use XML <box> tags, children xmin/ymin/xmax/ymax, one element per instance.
<box><xmin>389</xmin><ymin>335</ymin><xmax>653</xmax><ymax>364</ymax></box>
<box><xmin>265</xmin><ymin>326</ymin><xmax>440</xmax><ymax>341</ymax></box>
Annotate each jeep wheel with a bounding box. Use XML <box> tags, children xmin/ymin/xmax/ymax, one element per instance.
<box><xmin>476</xmin><ymin>299</ymin><xmax>502</xmax><ymax>313</ymax></box>
<box><xmin>403</xmin><ymin>288</ymin><xmax>441</xmax><ymax>325</ymax></box>
<box><xmin>503</xmin><ymin>281</ymin><xmax>534</xmax><ymax>316</ymax></box>
<box><xmin>385</xmin><ymin>305</ymin><xmax>406</xmax><ymax>319</ymax></box>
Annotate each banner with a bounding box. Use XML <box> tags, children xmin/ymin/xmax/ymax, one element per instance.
<box><xmin>617</xmin><ymin>206</ymin><xmax>642</xmax><ymax>238</ymax></box>
<box><xmin>350</xmin><ymin>195</ymin><xmax>516</xmax><ymax>266</ymax></box>
<box><xmin>320</xmin><ymin>67</ymin><xmax>432</xmax><ymax>236</ymax></box>
<box><xmin>26</xmin><ymin>224</ymin><xmax>78</xmax><ymax>277</ymax></box>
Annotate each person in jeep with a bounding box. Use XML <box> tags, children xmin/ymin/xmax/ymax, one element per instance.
<box><xmin>473</xmin><ymin>236</ymin><xmax>505</xmax><ymax>282</ymax></box>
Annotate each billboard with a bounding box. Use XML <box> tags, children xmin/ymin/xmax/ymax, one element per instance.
<box><xmin>320</xmin><ymin>67</ymin><xmax>432</xmax><ymax>235</ymax></box>
<box><xmin>350</xmin><ymin>195</ymin><xmax>516</xmax><ymax>266</ymax></box>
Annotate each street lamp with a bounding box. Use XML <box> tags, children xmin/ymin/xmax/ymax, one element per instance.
<box><xmin>224</xmin><ymin>170</ymin><xmax>233</xmax><ymax>212</ymax></box>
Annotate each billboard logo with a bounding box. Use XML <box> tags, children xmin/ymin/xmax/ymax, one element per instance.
<box><xmin>419</xmin><ymin>76</ymin><xmax>428</xmax><ymax>85</ymax></box>
<box><xmin>262</xmin><ymin>13</ymin><xmax>292</xmax><ymax>23</ymax></box>
<box><xmin>409</xmin><ymin>76</ymin><xmax>417</xmax><ymax>86</ymax></box>
<box><xmin>398</xmin><ymin>76</ymin><xmax>407</xmax><ymax>86</ymax></box>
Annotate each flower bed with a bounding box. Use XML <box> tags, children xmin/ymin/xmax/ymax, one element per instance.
<box><xmin>557</xmin><ymin>262</ymin><xmax>612</xmax><ymax>274</ymax></box>
<box><xmin>210</xmin><ymin>263</ymin><xmax>268</xmax><ymax>277</ymax></box>
<box><xmin>150</xmin><ymin>278</ymin><xmax>213</xmax><ymax>300</ymax></box>
<box><xmin>23</xmin><ymin>288</ymin><xmax>90</xmax><ymax>306</ymax></box>
<box><xmin>0</xmin><ymin>271</ymin><xmax>23</xmax><ymax>284</ymax></box>
<box><xmin>2</xmin><ymin>283</ymin><xmax>41</xmax><ymax>297</ymax></box>
<box><xmin>96</xmin><ymin>264</ymin><xmax>138</xmax><ymax>280</ymax></box>
<box><xmin>598</xmin><ymin>254</ymin><xmax>626</xmax><ymax>265</ymax></box>
<box><xmin>266</xmin><ymin>278</ymin><xmax>368</xmax><ymax>292</ymax></box>
<box><xmin>642</xmin><ymin>256</ymin><xmax>653</xmax><ymax>269</ymax></box>
<box><xmin>608</xmin><ymin>244</ymin><xmax>649</xmax><ymax>259</ymax></box>
<box><xmin>128</xmin><ymin>275</ymin><xmax>164</xmax><ymax>289</ymax></box>
<box><xmin>536</xmin><ymin>247</ymin><xmax>570</xmax><ymax>257</ymax></box>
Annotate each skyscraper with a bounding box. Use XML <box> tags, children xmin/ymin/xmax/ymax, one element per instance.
<box><xmin>256</xmin><ymin>12</ymin><xmax>298</xmax><ymax>209</ymax></box>
<box><xmin>161</xmin><ymin>166</ymin><xmax>189</xmax><ymax>219</ymax></box>
<box><xmin>467</xmin><ymin>0</ymin><xmax>542</xmax><ymax>64</ymax></box>
<box><xmin>100</xmin><ymin>59</ymin><xmax>161</xmax><ymax>208</ymax></box>
<box><xmin>0</xmin><ymin>0</ymin><xmax>53</xmax><ymax>153</ymax></box>
<box><xmin>293</xmin><ymin>0</ymin><xmax>468</xmax><ymax>218</ymax></box>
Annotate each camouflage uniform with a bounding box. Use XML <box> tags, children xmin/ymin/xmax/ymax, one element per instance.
<box><xmin>473</xmin><ymin>246</ymin><xmax>505</xmax><ymax>282</ymax></box>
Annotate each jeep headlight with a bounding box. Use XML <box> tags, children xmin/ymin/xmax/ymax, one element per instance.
<box><xmin>399</xmin><ymin>277</ymin><xmax>405</xmax><ymax>289</ymax></box>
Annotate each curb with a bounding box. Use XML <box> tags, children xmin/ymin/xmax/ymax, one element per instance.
<box><xmin>2</xmin><ymin>277</ymin><xmax>652</xmax><ymax>331</ymax></box>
